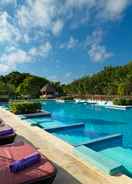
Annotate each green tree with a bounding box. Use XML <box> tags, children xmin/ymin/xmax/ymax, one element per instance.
<box><xmin>16</xmin><ymin>76</ymin><xmax>48</xmax><ymax>98</ymax></box>
<box><xmin>63</xmin><ymin>61</ymin><xmax>132</xmax><ymax>96</ymax></box>
<box><xmin>3</xmin><ymin>71</ymin><xmax>29</xmax><ymax>87</ymax></box>
<box><xmin>0</xmin><ymin>81</ymin><xmax>16</xmax><ymax>97</ymax></box>
<box><xmin>117</xmin><ymin>83</ymin><xmax>126</xmax><ymax>96</ymax></box>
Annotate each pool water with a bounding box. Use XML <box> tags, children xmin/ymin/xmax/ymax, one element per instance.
<box><xmin>37</xmin><ymin>119</ymin><xmax>65</xmax><ymax>129</ymax></box>
<box><xmin>26</xmin><ymin>115</ymin><xmax>77</xmax><ymax>129</ymax></box>
<box><xmin>0</xmin><ymin>102</ymin><xmax>9</xmax><ymax>110</ymax></box>
<box><xmin>26</xmin><ymin>100</ymin><xmax>132</xmax><ymax>148</ymax></box>
<box><xmin>52</xmin><ymin>127</ymin><xmax>108</xmax><ymax>146</ymax></box>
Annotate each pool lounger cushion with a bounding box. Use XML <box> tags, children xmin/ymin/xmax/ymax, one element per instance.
<box><xmin>0</xmin><ymin>122</ymin><xmax>16</xmax><ymax>145</ymax></box>
<box><xmin>0</xmin><ymin>142</ymin><xmax>57</xmax><ymax>184</ymax></box>
<box><xmin>10</xmin><ymin>152</ymin><xmax>41</xmax><ymax>173</ymax></box>
<box><xmin>0</xmin><ymin>127</ymin><xmax>14</xmax><ymax>136</ymax></box>
<box><xmin>74</xmin><ymin>145</ymin><xmax>124</xmax><ymax>175</ymax></box>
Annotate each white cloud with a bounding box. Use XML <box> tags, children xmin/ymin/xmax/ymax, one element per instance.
<box><xmin>0</xmin><ymin>12</ymin><xmax>21</xmax><ymax>43</ymax></box>
<box><xmin>65</xmin><ymin>0</ymin><xmax>96</xmax><ymax>9</ymax></box>
<box><xmin>0</xmin><ymin>49</ymin><xmax>31</xmax><ymax>70</ymax></box>
<box><xmin>0</xmin><ymin>0</ymin><xmax>16</xmax><ymax>6</ymax></box>
<box><xmin>88</xmin><ymin>44</ymin><xmax>112</xmax><ymax>62</ymax></box>
<box><xmin>29</xmin><ymin>41</ymin><xmax>52</xmax><ymax>57</ymax></box>
<box><xmin>67</xmin><ymin>36</ymin><xmax>78</xmax><ymax>49</ymax></box>
<box><xmin>0</xmin><ymin>42</ymin><xmax>52</xmax><ymax>74</ymax></box>
<box><xmin>52</xmin><ymin>20</ymin><xmax>64</xmax><ymax>36</ymax></box>
<box><xmin>60</xmin><ymin>36</ymin><xmax>79</xmax><ymax>49</ymax></box>
<box><xmin>17</xmin><ymin>0</ymin><xmax>58</xmax><ymax>34</ymax></box>
<box><xmin>87</xmin><ymin>29</ymin><xmax>112</xmax><ymax>62</ymax></box>
<box><xmin>64</xmin><ymin>0</ymin><xmax>131</xmax><ymax>23</ymax></box>
<box><xmin>99</xmin><ymin>0</ymin><xmax>130</xmax><ymax>20</ymax></box>
<box><xmin>0</xmin><ymin>63</ymin><xmax>11</xmax><ymax>74</ymax></box>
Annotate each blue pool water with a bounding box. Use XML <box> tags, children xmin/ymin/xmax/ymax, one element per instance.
<box><xmin>52</xmin><ymin>127</ymin><xmax>108</xmax><ymax>145</ymax></box>
<box><xmin>24</xmin><ymin>100</ymin><xmax>132</xmax><ymax>148</ymax></box>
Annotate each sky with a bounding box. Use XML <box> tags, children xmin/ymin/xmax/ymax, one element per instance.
<box><xmin>0</xmin><ymin>0</ymin><xmax>132</xmax><ymax>83</ymax></box>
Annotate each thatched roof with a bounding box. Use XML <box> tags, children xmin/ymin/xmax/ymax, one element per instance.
<box><xmin>41</xmin><ymin>83</ymin><xmax>56</xmax><ymax>93</ymax></box>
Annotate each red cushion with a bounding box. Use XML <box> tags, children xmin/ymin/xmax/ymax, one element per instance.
<box><xmin>0</xmin><ymin>142</ymin><xmax>56</xmax><ymax>184</ymax></box>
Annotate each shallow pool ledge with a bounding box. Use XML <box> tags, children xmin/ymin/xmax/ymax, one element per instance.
<box><xmin>74</xmin><ymin>145</ymin><xmax>125</xmax><ymax>175</ymax></box>
<box><xmin>0</xmin><ymin>108</ymin><xmax>132</xmax><ymax>184</ymax></box>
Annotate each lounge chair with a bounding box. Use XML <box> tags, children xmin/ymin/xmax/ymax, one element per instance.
<box><xmin>0</xmin><ymin>142</ymin><xmax>57</xmax><ymax>184</ymax></box>
<box><xmin>0</xmin><ymin>119</ymin><xmax>16</xmax><ymax>145</ymax></box>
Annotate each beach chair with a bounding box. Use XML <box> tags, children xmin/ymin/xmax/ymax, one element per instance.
<box><xmin>0</xmin><ymin>141</ymin><xmax>57</xmax><ymax>184</ymax></box>
<box><xmin>0</xmin><ymin>119</ymin><xmax>16</xmax><ymax>145</ymax></box>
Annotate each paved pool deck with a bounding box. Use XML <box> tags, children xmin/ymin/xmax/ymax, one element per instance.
<box><xmin>0</xmin><ymin>108</ymin><xmax>132</xmax><ymax>184</ymax></box>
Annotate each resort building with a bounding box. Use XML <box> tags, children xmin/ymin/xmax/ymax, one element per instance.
<box><xmin>41</xmin><ymin>83</ymin><xmax>58</xmax><ymax>98</ymax></box>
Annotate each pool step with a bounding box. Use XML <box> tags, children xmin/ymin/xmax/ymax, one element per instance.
<box><xmin>45</xmin><ymin>122</ymin><xmax>85</xmax><ymax>132</ymax></box>
<box><xmin>100</xmin><ymin>146</ymin><xmax>132</xmax><ymax>176</ymax></box>
<box><xmin>74</xmin><ymin>145</ymin><xmax>125</xmax><ymax>175</ymax></box>
<box><xmin>75</xmin><ymin>133</ymin><xmax>122</xmax><ymax>150</ymax></box>
<box><xmin>38</xmin><ymin>121</ymin><xmax>64</xmax><ymax>129</ymax></box>
<box><xmin>22</xmin><ymin>111</ymin><xmax>51</xmax><ymax>119</ymax></box>
<box><xmin>55</xmin><ymin>133</ymin><xmax>92</xmax><ymax>146</ymax></box>
<box><xmin>100</xmin><ymin>147</ymin><xmax>132</xmax><ymax>164</ymax></box>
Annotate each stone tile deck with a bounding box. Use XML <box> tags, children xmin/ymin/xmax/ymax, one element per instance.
<box><xmin>0</xmin><ymin>108</ymin><xmax>132</xmax><ymax>184</ymax></box>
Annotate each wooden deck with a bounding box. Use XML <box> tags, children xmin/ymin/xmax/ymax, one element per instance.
<box><xmin>0</xmin><ymin>108</ymin><xmax>132</xmax><ymax>184</ymax></box>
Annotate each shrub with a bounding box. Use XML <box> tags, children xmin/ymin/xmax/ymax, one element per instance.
<box><xmin>9</xmin><ymin>101</ymin><xmax>41</xmax><ymax>114</ymax></box>
<box><xmin>60</xmin><ymin>96</ymin><xmax>74</xmax><ymax>100</ymax></box>
<box><xmin>125</xmin><ymin>99</ymin><xmax>132</xmax><ymax>105</ymax></box>
<box><xmin>113</xmin><ymin>98</ymin><xmax>132</xmax><ymax>106</ymax></box>
<box><xmin>0</xmin><ymin>95</ymin><xmax>9</xmax><ymax>102</ymax></box>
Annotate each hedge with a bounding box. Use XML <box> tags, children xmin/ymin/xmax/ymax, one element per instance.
<box><xmin>0</xmin><ymin>95</ymin><xmax>9</xmax><ymax>102</ymax></box>
<box><xmin>113</xmin><ymin>98</ymin><xmax>132</xmax><ymax>106</ymax></box>
<box><xmin>9</xmin><ymin>101</ymin><xmax>41</xmax><ymax>114</ymax></box>
<box><xmin>59</xmin><ymin>96</ymin><xmax>74</xmax><ymax>100</ymax></box>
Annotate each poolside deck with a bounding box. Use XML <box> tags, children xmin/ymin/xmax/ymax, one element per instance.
<box><xmin>0</xmin><ymin>108</ymin><xmax>132</xmax><ymax>184</ymax></box>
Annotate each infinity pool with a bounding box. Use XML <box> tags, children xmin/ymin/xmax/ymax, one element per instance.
<box><xmin>25</xmin><ymin>100</ymin><xmax>132</xmax><ymax>148</ymax></box>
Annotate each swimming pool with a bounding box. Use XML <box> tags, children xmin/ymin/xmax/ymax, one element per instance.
<box><xmin>24</xmin><ymin>100</ymin><xmax>132</xmax><ymax>148</ymax></box>
<box><xmin>2</xmin><ymin>100</ymin><xmax>132</xmax><ymax>177</ymax></box>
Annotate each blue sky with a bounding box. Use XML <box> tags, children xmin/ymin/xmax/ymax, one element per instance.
<box><xmin>0</xmin><ymin>0</ymin><xmax>132</xmax><ymax>83</ymax></box>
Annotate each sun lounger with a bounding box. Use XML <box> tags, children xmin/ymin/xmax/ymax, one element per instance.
<box><xmin>0</xmin><ymin>120</ymin><xmax>16</xmax><ymax>145</ymax></box>
<box><xmin>0</xmin><ymin>142</ymin><xmax>57</xmax><ymax>184</ymax></box>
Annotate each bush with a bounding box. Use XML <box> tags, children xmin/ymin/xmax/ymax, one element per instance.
<box><xmin>125</xmin><ymin>99</ymin><xmax>132</xmax><ymax>105</ymax></box>
<box><xmin>113</xmin><ymin>98</ymin><xmax>132</xmax><ymax>106</ymax></box>
<box><xmin>0</xmin><ymin>95</ymin><xmax>9</xmax><ymax>102</ymax></box>
<box><xmin>60</xmin><ymin>96</ymin><xmax>74</xmax><ymax>100</ymax></box>
<box><xmin>9</xmin><ymin>101</ymin><xmax>41</xmax><ymax>114</ymax></box>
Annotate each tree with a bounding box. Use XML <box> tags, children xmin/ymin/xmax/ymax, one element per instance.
<box><xmin>51</xmin><ymin>82</ymin><xmax>64</xmax><ymax>96</ymax></box>
<box><xmin>117</xmin><ymin>83</ymin><xmax>126</xmax><ymax>96</ymax></box>
<box><xmin>0</xmin><ymin>81</ymin><xmax>16</xmax><ymax>97</ymax></box>
<box><xmin>63</xmin><ymin>61</ymin><xmax>132</xmax><ymax>96</ymax></box>
<box><xmin>3</xmin><ymin>71</ymin><xmax>29</xmax><ymax>87</ymax></box>
<box><xmin>16</xmin><ymin>76</ymin><xmax>48</xmax><ymax>98</ymax></box>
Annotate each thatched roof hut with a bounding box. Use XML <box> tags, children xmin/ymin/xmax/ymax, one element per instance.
<box><xmin>41</xmin><ymin>84</ymin><xmax>56</xmax><ymax>95</ymax></box>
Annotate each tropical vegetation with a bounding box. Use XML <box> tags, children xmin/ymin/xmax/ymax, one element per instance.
<box><xmin>9</xmin><ymin>101</ymin><xmax>41</xmax><ymax>114</ymax></box>
<box><xmin>0</xmin><ymin>62</ymin><xmax>132</xmax><ymax>101</ymax></box>
<box><xmin>0</xmin><ymin>71</ymin><xmax>63</xmax><ymax>100</ymax></box>
<box><xmin>113</xmin><ymin>98</ymin><xmax>132</xmax><ymax>106</ymax></box>
<box><xmin>63</xmin><ymin>62</ymin><xmax>132</xmax><ymax>97</ymax></box>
